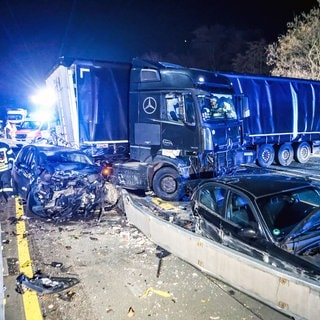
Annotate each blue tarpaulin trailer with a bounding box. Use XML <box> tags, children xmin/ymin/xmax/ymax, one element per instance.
<box><xmin>222</xmin><ymin>72</ymin><xmax>320</xmax><ymax>167</ymax></box>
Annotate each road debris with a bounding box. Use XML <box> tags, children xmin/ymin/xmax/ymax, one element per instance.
<box><xmin>44</xmin><ymin>261</ymin><xmax>63</xmax><ymax>268</ymax></box>
<box><xmin>58</xmin><ymin>290</ymin><xmax>77</xmax><ymax>302</ymax></box>
<box><xmin>16</xmin><ymin>271</ymin><xmax>80</xmax><ymax>295</ymax></box>
<box><xmin>127</xmin><ymin>306</ymin><xmax>135</xmax><ymax>317</ymax></box>
<box><xmin>140</xmin><ymin>287</ymin><xmax>172</xmax><ymax>299</ymax></box>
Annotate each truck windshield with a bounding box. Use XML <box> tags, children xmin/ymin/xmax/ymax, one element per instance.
<box><xmin>8</xmin><ymin>114</ymin><xmax>23</xmax><ymax>121</ymax></box>
<box><xmin>20</xmin><ymin>121</ymin><xmax>41</xmax><ymax>130</ymax></box>
<box><xmin>198</xmin><ymin>94</ymin><xmax>237</xmax><ymax>121</ymax></box>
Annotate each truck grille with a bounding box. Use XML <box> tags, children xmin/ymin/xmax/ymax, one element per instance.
<box><xmin>214</xmin><ymin>126</ymin><xmax>240</xmax><ymax>149</ymax></box>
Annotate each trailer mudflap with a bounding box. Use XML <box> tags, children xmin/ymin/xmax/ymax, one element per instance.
<box><xmin>121</xmin><ymin>189</ymin><xmax>320</xmax><ymax>320</ymax></box>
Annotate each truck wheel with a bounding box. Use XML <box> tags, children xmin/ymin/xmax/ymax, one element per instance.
<box><xmin>275</xmin><ymin>143</ymin><xmax>294</xmax><ymax>166</ymax></box>
<box><xmin>152</xmin><ymin>167</ymin><xmax>182</xmax><ymax>201</ymax></box>
<box><xmin>294</xmin><ymin>142</ymin><xmax>311</xmax><ymax>163</ymax></box>
<box><xmin>256</xmin><ymin>144</ymin><xmax>275</xmax><ymax>167</ymax></box>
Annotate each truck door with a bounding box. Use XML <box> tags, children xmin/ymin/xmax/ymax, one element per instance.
<box><xmin>161</xmin><ymin>93</ymin><xmax>198</xmax><ymax>152</ymax></box>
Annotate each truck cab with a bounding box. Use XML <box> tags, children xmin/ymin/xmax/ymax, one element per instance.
<box><xmin>123</xmin><ymin>60</ymin><xmax>254</xmax><ymax>199</ymax></box>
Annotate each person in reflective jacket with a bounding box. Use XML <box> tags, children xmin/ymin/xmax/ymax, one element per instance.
<box><xmin>0</xmin><ymin>141</ymin><xmax>15</xmax><ymax>201</ymax></box>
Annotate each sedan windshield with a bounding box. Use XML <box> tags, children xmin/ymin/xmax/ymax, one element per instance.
<box><xmin>44</xmin><ymin>151</ymin><xmax>94</xmax><ymax>165</ymax></box>
<box><xmin>257</xmin><ymin>187</ymin><xmax>320</xmax><ymax>240</ymax></box>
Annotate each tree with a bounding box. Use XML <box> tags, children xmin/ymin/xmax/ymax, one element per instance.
<box><xmin>187</xmin><ymin>25</ymin><xmax>249</xmax><ymax>71</ymax></box>
<box><xmin>232</xmin><ymin>39</ymin><xmax>270</xmax><ymax>74</ymax></box>
<box><xmin>266</xmin><ymin>0</ymin><xmax>320</xmax><ymax>80</ymax></box>
<box><xmin>139</xmin><ymin>24</ymin><xmax>267</xmax><ymax>73</ymax></box>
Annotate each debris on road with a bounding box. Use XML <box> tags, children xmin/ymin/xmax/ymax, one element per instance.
<box><xmin>140</xmin><ymin>287</ymin><xmax>172</xmax><ymax>299</ymax></box>
<box><xmin>16</xmin><ymin>272</ymin><xmax>80</xmax><ymax>295</ymax></box>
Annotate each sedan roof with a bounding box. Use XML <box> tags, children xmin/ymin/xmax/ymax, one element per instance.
<box><xmin>202</xmin><ymin>173</ymin><xmax>313</xmax><ymax>199</ymax></box>
<box><xmin>28</xmin><ymin>144</ymin><xmax>80</xmax><ymax>153</ymax></box>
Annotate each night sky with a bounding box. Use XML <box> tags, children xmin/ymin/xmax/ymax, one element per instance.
<box><xmin>0</xmin><ymin>0</ymin><xmax>318</xmax><ymax>107</ymax></box>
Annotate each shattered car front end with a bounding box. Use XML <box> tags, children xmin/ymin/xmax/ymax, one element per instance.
<box><xmin>27</xmin><ymin>167</ymin><xmax>105</xmax><ymax>220</ymax></box>
<box><xmin>12</xmin><ymin>144</ymin><xmax>120</xmax><ymax>221</ymax></box>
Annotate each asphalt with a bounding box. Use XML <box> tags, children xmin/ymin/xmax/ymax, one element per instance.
<box><xmin>1</xmin><ymin>197</ymin><xmax>26</xmax><ymax>320</ymax></box>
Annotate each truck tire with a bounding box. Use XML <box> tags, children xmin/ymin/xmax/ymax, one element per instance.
<box><xmin>152</xmin><ymin>167</ymin><xmax>182</xmax><ymax>201</ymax></box>
<box><xmin>275</xmin><ymin>143</ymin><xmax>294</xmax><ymax>166</ymax></box>
<box><xmin>294</xmin><ymin>141</ymin><xmax>311</xmax><ymax>164</ymax></box>
<box><xmin>256</xmin><ymin>144</ymin><xmax>275</xmax><ymax>167</ymax></box>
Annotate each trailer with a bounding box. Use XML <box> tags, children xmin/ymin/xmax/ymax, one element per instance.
<box><xmin>121</xmin><ymin>189</ymin><xmax>320</xmax><ymax>320</ymax></box>
<box><xmin>222</xmin><ymin>73</ymin><xmax>320</xmax><ymax>167</ymax></box>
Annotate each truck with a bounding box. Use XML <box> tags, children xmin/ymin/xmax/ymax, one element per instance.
<box><xmin>221</xmin><ymin>72</ymin><xmax>320</xmax><ymax>167</ymax></box>
<box><xmin>15</xmin><ymin>118</ymin><xmax>56</xmax><ymax>144</ymax></box>
<box><xmin>6</xmin><ymin>108</ymin><xmax>28</xmax><ymax>127</ymax></box>
<box><xmin>46</xmin><ymin>58</ymin><xmax>255</xmax><ymax>201</ymax></box>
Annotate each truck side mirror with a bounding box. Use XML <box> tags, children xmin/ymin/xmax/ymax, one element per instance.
<box><xmin>237</xmin><ymin>95</ymin><xmax>250</xmax><ymax>119</ymax></box>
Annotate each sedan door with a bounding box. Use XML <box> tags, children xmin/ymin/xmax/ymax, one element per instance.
<box><xmin>219</xmin><ymin>191</ymin><xmax>288</xmax><ymax>265</ymax></box>
<box><xmin>12</xmin><ymin>146</ymin><xmax>38</xmax><ymax>199</ymax></box>
<box><xmin>193</xmin><ymin>184</ymin><xmax>227</xmax><ymax>242</ymax></box>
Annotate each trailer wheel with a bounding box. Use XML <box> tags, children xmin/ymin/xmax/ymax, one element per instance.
<box><xmin>294</xmin><ymin>142</ymin><xmax>311</xmax><ymax>164</ymax></box>
<box><xmin>275</xmin><ymin>143</ymin><xmax>294</xmax><ymax>166</ymax></box>
<box><xmin>152</xmin><ymin>167</ymin><xmax>182</xmax><ymax>201</ymax></box>
<box><xmin>256</xmin><ymin>144</ymin><xmax>275</xmax><ymax>167</ymax></box>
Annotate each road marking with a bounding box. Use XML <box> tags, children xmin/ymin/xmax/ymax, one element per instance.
<box><xmin>15</xmin><ymin>198</ymin><xmax>43</xmax><ymax>320</ymax></box>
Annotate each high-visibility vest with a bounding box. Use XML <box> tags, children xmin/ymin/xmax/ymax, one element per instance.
<box><xmin>0</xmin><ymin>186</ymin><xmax>13</xmax><ymax>193</ymax></box>
<box><xmin>0</xmin><ymin>143</ymin><xmax>15</xmax><ymax>173</ymax></box>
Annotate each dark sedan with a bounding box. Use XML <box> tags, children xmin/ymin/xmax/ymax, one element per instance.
<box><xmin>191</xmin><ymin>173</ymin><xmax>320</xmax><ymax>276</ymax></box>
<box><xmin>11</xmin><ymin>144</ymin><xmax>106</xmax><ymax>220</ymax></box>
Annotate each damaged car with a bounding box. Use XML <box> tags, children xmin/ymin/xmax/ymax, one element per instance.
<box><xmin>191</xmin><ymin>173</ymin><xmax>320</xmax><ymax>275</ymax></box>
<box><xmin>11</xmin><ymin>144</ymin><xmax>118</xmax><ymax>220</ymax></box>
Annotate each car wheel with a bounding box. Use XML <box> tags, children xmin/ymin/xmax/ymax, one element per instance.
<box><xmin>152</xmin><ymin>167</ymin><xmax>183</xmax><ymax>201</ymax></box>
<box><xmin>294</xmin><ymin>141</ymin><xmax>311</xmax><ymax>164</ymax></box>
<box><xmin>26</xmin><ymin>189</ymin><xmax>46</xmax><ymax>218</ymax></box>
<box><xmin>275</xmin><ymin>143</ymin><xmax>294</xmax><ymax>166</ymax></box>
<box><xmin>256</xmin><ymin>144</ymin><xmax>275</xmax><ymax>167</ymax></box>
